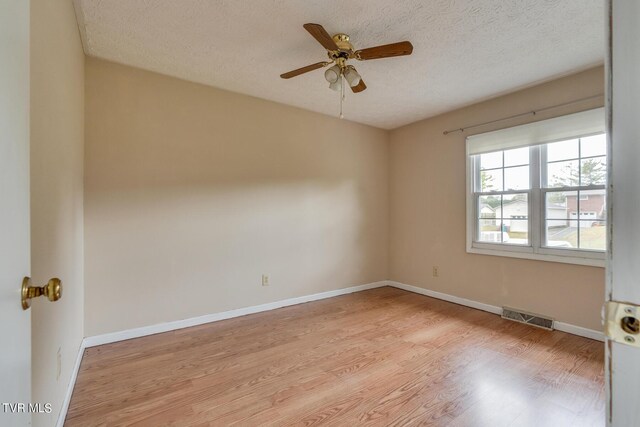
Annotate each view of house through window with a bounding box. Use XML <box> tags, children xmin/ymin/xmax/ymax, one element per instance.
<box><xmin>472</xmin><ymin>132</ymin><xmax>606</xmax><ymax>258</ymax></box>
<box><xmin>543</xmin><ymin>134</ymin><xmax>606</xmax><ymax>250</ymax></box>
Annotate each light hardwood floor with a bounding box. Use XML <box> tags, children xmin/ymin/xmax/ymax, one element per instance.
<box><xmin>66</xmin><ymin>287</ymin><xmax>604</xmax><ymax>426</ymax></box>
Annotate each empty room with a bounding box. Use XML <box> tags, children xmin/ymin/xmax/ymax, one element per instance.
<box><xmin>1</xmin><ymin>1</ymin><xmax>639</xmax><ymax>426</ymax></box>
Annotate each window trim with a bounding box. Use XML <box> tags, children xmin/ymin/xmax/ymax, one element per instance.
<box><xmin>465</xmin><ymin>136</ymin><xmax>606</xmax><ymax>268</ymax></box>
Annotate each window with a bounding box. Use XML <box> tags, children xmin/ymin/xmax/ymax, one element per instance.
<box><xmin>466</xmin><ymin>108</ymin><xmax>606</xmax><ymax>266</ymax></box>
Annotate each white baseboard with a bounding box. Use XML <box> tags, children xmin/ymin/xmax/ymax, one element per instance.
<box><xmin>56</xmin><ymin>339</ymin><xmax>86</xmax><ymax>427</ymax></box>
<box><xmin>83</xmin><ymin>281</ymin><xmax>388</xmax><ymax>348</ymax></box>
<box><xmin>388</xmin><ymin>281</ymin><xmax>503</xmax><ymax>315</ymax></box>
<box><xmin>553</xmin><ymin>321</ymin><xmax>604</xmax><ymax>341</ymax></box>
<box><xmin>386</xmin><ymin>281</ymin><xmax>604</xmax><ymax>342</ymax></box>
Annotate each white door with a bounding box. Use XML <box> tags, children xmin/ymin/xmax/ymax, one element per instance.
<box><xmin>0</xmin><ymin>1</ymin><xmax>31</xmax><ymax>426</ymax></box>
<box><xmin>606</xmin><ymin>1</ymin><xmax>640</xmax><ymax>425</ymax></box>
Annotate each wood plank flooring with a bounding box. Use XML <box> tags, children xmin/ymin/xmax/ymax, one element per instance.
<box><xmin>65</xmin><ymin>287</ymin><xmax>604</xmax><ymax>426</ymax></box>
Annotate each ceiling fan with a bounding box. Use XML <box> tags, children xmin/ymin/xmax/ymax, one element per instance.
<box><xmin>280</xmin><ymin>23</ymin><xmax>414</xmax><ymax>94</ymax></box>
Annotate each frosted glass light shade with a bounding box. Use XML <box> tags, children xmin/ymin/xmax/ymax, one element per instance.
<box><xmin>344</xmin><ymin>67</ymin><xmax>361</xmax><ymax>87</ymax></box>
<box><xmin>324</xmin><ymin>65</ymin><xmax>341</xmax><ymax>83</ymax></box>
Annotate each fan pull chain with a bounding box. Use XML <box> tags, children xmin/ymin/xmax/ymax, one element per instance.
<box><xmin>339</xmin><ymin>75</ymin><xmax>345</xmax><ymax>119</ymax></box>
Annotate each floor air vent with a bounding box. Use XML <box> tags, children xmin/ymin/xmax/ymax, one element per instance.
<box><xmin>502</xmin><ymin>307</ymin><xmax>554</xmax><ymax>330</ymax></box>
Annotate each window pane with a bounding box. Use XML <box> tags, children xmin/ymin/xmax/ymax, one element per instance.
<box><xmin>545</xmin><ymin>220</ymin><xmax>575</xmax><ymax>248</ymax></box>
<box><xmin>501</xmin><ymin>193</ymin><xmax>528</xmax><ymax>219</ymax></box>
<box><xmin>581</xmin><ymin>134</ymin><xmax>606</xmax><ymax>158</ymax></box>
<box><xmin>480</xmin><ymin>169</ymin><xmax>503</xmax><ymax>192</ymax></box>
<box><xmin>504</xmin><ymin>147</ymin><xmax>529</xmax><ymax>167</ymax></box>
<box><xmin>545</xmin><ymin>190</ymin><xmax>606</xmax><ymax>251</ymax></box>
<box><xmin>547</xmin><ymin>139</ymin><xmax>579</xmax><ymax>162</ymax></box>
<box><xmin>505</xmin><ymin>220</ymin><xmax>528</xmax><ymax>245</ymax></box>
<box><xmin>494</xmin><ymin>196</ymin><xmax>502</xmax><ymax>218</ymax></box>
<box><xmin>478</xmin><ymin>195</ymin><xmax>500</xmax><ymax>219</ymax></box>
<box><xmin>578</xmin><ymin>221</ymin><xmax>606</xmax><ymax>250</ymax></box>
<box><xmin>480</xmin><ymin>151</ymin><xmax>502</xmax><ymax>169</ymax></box>
<box><xmin>568</xmin><ymin>190</ymin><xmax>606</xmax><ymax>226</ymax></box>
<box><xmin>478</xmin><ymin>219</ymin><xmax>504</xmax><ymax>243</ymax></box>
<box><xmin>547</xmin><ymin>159</ymin><xmax>579</xmax><ymax>187</ymax></box>
<box><xmin>545</xmin><ymin>191</ymin><xmax>575</xmax><ymax>220</ymax></box>
<box><xmin>580</xmin><ymin>156</ymin><xmax>606</xmax><ymax>186</ymax></box>
<box><xmin>504</xmin><ymin>166</ymin><xmax>529</xmax><ymax>190</ymax></box>
<box><xmin>579</xmin><ymin>189</ymin><xmax>606</xmax><ymax>220</ymax></box>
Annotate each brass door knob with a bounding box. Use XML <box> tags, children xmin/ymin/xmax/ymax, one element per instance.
<box><xmin>21</xmin><ymin>277</ymin><xmax>62</xmax><ymax>310</ymax></box>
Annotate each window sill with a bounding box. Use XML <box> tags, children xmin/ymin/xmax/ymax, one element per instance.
<box><xmin>467</xmin><ymin>244</ymin><xmax>606</xmax><ymax>267</ymax></box>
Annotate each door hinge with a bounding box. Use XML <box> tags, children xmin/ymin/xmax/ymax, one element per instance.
<box><xmin>605</xmin><ymin>301</ymin><xmax>640</xmax><ymax>347</ymax></box>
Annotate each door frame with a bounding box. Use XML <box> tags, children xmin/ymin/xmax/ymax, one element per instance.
<box><xmin>605</xmin><ymin>0</ymin><xmax>640</xmax><ymax>425</ymax></box>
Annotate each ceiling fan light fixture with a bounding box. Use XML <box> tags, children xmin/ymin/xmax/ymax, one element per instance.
<box><xmin>344</xmin><ymin>66</ymin><xmax>361</xmax><ymax>88</ymax></box>
<box><xmin>324</xmin><ymin>64</ymin><xmax>341</xmax><ymax>83</ymax></box>
<box><xmin>281</xmin><ymin>23</ymin><xmax>414</xmax><ymax>103</ymax></box>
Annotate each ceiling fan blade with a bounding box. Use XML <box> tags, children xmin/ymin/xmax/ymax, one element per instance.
<box><xmin>280</xmin><ymin>61</ymin><xmax>329</xmax><ymax>79</ymax></box>
<box><xmin>303</xmin><ymin>23</ymin><xmax>339</xmax><ymax>51</ymax></box>
<box><xmin>351</xmin><ymin>78</ymin><xmax>367</xmax><ymax>93</ymax></box>
<box><xmin>355</xmin><ymin>41</ymin><xmax>413</xmax><ymax>60</ymax></box>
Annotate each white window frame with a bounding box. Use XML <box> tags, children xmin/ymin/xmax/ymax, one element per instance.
<box><xmin>465</xmin><ymin>109</ymin><xmax>606</xmax><ymax>267</ymax></box>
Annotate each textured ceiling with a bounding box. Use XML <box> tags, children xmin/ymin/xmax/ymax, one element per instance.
<box><xmin>74</xmin><ymin>0</ymin><xmax>604</xmax><ymax>129</ymax></box>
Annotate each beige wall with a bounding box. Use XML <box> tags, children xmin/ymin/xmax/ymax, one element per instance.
<box><xmin>84</xmin><ymin>58</ymin><xmax>389</xmax><ymax>336</ymax></box>
<box><xmin>389</xmin><ymin>67</ymin><xmax>605</xmax><ymax>331</ymax></box>
<box><xmin>30</xmin><ymin>0</ymin><xmax>85</xmax><ymax>426</ymax></box>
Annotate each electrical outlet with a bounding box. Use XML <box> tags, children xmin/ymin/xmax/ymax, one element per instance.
<box><xmin>56</xmin><ymin>347</ymin><xmax>62</xmax><ymax>381</ymax></box>
<box><xmin>433</xmin><ymin>266</ymin><xmax>439</xmax><ymax>278</ymax></box>
<box><xmin>261</xmin><ymin>274</ymin><xmax>270</xmax><ymax>286</ymax></box>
